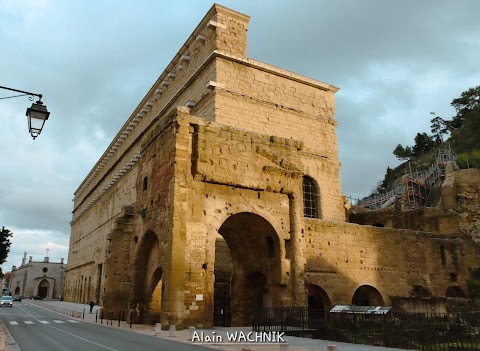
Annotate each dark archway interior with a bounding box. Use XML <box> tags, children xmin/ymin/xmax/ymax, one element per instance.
<box><xmin>216</xmin><ymin>212</ymin><xmax>279</xmax><ymax>326</ymax></box>
<box><xmin>214</xmin><ymin>238</ymin><xmax>232</xmax><ymax>326</ymax></box>
<box><xmin>306</xmin><ymin>284</ymin><xmax>331</xmax><ymax>313</ymax></box>
<box><xmin>352</xmin><ymin>285</ymin><xmax>384</xmax><ymax>306</ymax></box>
<box><xmin>130</xmin><ymin>230</ymin><xmax>162</xmax><ymax>324</ymax></box>
<box><xmin>38</xmin><ymin>279</ymin><xmax>50</xmax><ymax>298</ymax></box>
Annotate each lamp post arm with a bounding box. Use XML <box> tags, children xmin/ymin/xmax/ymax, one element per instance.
<box><xmin>0</xmin><ymin>85</ymin><xmax>42</xmax><ymax>101</ymax></box>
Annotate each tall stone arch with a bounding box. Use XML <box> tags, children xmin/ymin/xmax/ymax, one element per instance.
<box><xmin>129</xmin><ymin>230</ymin><xmax>163</xmax><ymax>323</ymax></box>
<box><xmin>212</xmin><ymin>212</ymin><xmax>283</xmax><ymax>326</ymax></box>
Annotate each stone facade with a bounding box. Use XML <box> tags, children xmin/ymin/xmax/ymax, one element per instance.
<box><xmin>65</xmin><ymin>4</ymin><xmax>480</xmax><ymax>329</ymax></box>
<box><xmin>9</xmin><ymin>253</ymin><xmax>66</xmax><ymax>299</ymax></box>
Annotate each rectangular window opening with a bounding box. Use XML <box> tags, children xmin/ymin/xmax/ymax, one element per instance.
<box><xmin>143</xmin><ymin>176</ymin><xmax>148</xmax><ymax>191</ymax></box>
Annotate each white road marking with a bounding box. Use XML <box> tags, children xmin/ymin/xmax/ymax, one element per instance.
<box><xmin>24</xmin><ymin>321</ymin><xmax>34</xmax><ymax>324</ymax></box>
<box><xmin>13</xmin><ymin>305</ymin><xmax>120</xmax><ymax>351</ymax></box>
<box><xmin>67</xmin><ymin>320</ymin><xmax>79</xmax><ymax>323</ymax></box>
<box><xmin>39</xmin><ymin>320</ymin><xmax>50</xmax><ymax>324</ymax></box>
<box><xmin>9</xmin><ymin>321</ymin><xmax>18</xmax><ymax>325</ymax></box>
<box><xmin>53</xmin><ymin>320</ymin><xmax>65</xmax><ymax>323</ymax></box>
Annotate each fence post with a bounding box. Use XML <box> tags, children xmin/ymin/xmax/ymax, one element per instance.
<box><xmin>118</xmin><ymin>311</ymin><xmax>121</xmax><ymax>327</ymax></box>
<box><xmin>83</xmin><ymin>308</ymin><xmax>85</xmax><ymax>320</ymax></box>
<box><xmin>420</xmin><ymin>314</ymin><xmax>424</xmax><ymax>351</ymax></box>
<box><xmin>95</xmin><ymin>310</ymin><xmax>98</xmax><ymax>323</ymax></box>
<box><xmin>460</xmin><ymin>312</ymin><xmax>464</xmax><ymax>350</ymax></box>
<box><xmin>130</xmin><ymin>311</ymin><xmax>133</xmax><ymax>329</ymax></box>
<box><xmin>301</xmin><ymin>308</ymin><xmax>305</xmax><ymax>338</ymax></box>
<box><xmin>101</xmin><ymin>309</ymin><xmax>103</xmax><ymax>324</ymax></box>
<box><xmin>382</xmin><ymin>314</ymin><xmax>386</xmax><ymax>347</ymax></box>
<box><xmin>353</xmin><ymin>313</ymin><xmax>357</xmax><ymax>344</ymax></box>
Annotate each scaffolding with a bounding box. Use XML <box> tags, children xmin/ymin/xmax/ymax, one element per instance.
<box><xmin>354</xmin><ymin>144</ymin><xmax>458</xmax><ymax>210</ymax></box>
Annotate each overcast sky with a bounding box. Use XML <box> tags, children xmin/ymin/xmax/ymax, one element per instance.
<box><xmin>1</xmin><ymin>0</ymin><xmax>479</xmax><ymax>273</ymax></box>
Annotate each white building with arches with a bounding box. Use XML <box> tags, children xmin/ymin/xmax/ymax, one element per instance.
<box><xmin>9</xmin><ymin>252</ymin><xmax>66</xmax><ymax>299</ymax></box>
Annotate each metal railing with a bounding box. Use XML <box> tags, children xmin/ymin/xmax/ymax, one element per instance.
<box><xmin>253</xmin><ymin>307</ymin><xmax>326</xmax><ymax>337</ymax></box>
<box><xmin>253</xmin><ymin>308</ymin><xmax>480</xmax><ymax>351</ymax></box>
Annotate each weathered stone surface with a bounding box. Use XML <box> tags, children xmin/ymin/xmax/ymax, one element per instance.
<box><xmin>64</xmin><ymin>4</ymin><xmax>480</xmax><ymax>330</ymax></box>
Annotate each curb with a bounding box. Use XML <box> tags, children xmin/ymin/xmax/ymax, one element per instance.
<box><xmin>0</xmin><ymin>320</ymin><xmax>21</xmax><ymax>351</ymax></box>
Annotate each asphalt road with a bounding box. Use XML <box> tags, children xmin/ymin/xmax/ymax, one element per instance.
<box><xmin>0</xmin><ymin>302</ymin><xmax>209</xmax><ymax>351</ymax></box>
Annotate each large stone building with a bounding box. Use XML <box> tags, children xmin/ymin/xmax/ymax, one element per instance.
<box><xmin>9</xmin><ymin>253</ymin><xmax>66</xmax><ymax>299</ymax></box>
<box><xmin>64</xmin><ymin>4</ymin><xmax>480</xmax><ymax>329</ymax></box>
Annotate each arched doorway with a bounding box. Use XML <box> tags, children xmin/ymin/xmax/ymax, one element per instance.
<box><xmin>352</xmin><ymin>285</ymin><xmax>384</xmax><ymax>306</ymax></box>
<box><xmin>38</xmin><ymin>279</ymin><xmax>50</xmax><ymax>298</ymax></box>
<box><xmin>129</xmin><ymin>230</ymin><xmax>163</xmax><ymax>324</ymax></box>
<box><xmin>14</xmin><ymin>287</ymin><xmax>20</xmax><ymax>295</ymax></box>
<box><xmin>306</xmin><ymin>284</ymin><xmax>331</xmax><ymax>315</ymax></box>
<box><xmin>215</xmin><ymin>212</ymin><xmax>280</xmax><ymax>326</ymax></box>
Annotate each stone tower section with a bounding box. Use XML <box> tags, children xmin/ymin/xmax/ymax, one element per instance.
<box><xmin>65</xmin><ymin>4</ymin><xmax>354</xmax><ymax>330</ymax></box>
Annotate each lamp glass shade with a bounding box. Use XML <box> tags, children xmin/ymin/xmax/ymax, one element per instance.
<box><xmin>26</xmin><ymin>101</ymin><xmax>50</xmax><ymax>139</ymax></box>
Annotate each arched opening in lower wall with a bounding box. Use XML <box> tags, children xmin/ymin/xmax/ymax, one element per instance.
<box><xmin>352</xmin><ymin>285</ymin><xmax>384</xmax><ymax>306</ymax></box>
<box><xmin>129</xmin><ymin>230</ymin><xmax>163</xmax><ymax>324</ymax></box>
<box><xmin>14</xmin><ymin>287</ymin><xmax>20</xmax><ymax>295</ymax></box>
<box><xmin>306</xmin><ymin>284</ymin><xmax>331</xmax><ymax>314</ymax></box>
<box><xmin>215</xmin><ymin>212</ymin><xmax>280</xmax><ymax>327</ymax></box>
<box><xmin>37</xmin><ymin>279</ymin><xmax>50</xmax><ymax>299</ymax></box>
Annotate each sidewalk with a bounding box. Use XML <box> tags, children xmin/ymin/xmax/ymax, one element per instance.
<box><xmin>27</xmin><ymin>300</ymin><xmax>414</xmax><ymax>351</ymax></box>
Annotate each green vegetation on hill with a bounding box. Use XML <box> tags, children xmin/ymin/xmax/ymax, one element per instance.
<box><xmin>372</xmin><ymin>85</ymin><xmax>480</xmax><ymax>196</ymax></box>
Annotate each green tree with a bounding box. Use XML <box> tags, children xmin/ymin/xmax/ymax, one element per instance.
<box><xmin>412</xmin><ymin>132</ymin><xmax>434</xmax><ymax>157</ymax></box>
<box><xmin>380</xmin><ymin>167</ymin><xmax>394</xmax><ymax>190</ymax></box>
<box><xmin>0</xmin><ymin>227</ymin><xmax>13</xmax><ymax>277</ymax></box>
<box><xmin>393</xmin><ymin>144</ymin><xmax>413</xmax><ymax>160</ymax></box>
<box><xmin>450</xmin><ymin>85</ymin><xmax>480</xmax><ymax>153</ymax></box>
<box><xmin>451</xmin><ymin>85</ymin><xmax>480</xmax><ymax>118</ymax></box>
<box><xmin>430</xmin><ymin>112</ymin><xmax>448</xmax><ymax>143</ymax></box>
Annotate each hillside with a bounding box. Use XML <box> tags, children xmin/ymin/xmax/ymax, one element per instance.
<box><xmin>363</xmin><ymin>85</ymin><xmax>480</xmax><ymax>200</ymax></box>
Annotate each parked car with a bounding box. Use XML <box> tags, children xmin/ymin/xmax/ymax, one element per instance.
<box><xmin>13</xmin><ymin>295</ymin><xmax>22</xmax><ymax>302</ymax></box>
<box><xmin>0</xmin><ymin>295</ymin><xmax>13</xmax><ymax>307</ymax></box>
<box><xmin>33</xmin><ymin>295</ymin><xmax>43</xmax><ymax>300</ymax></box>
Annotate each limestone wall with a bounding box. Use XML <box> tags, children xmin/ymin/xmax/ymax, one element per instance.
<box><xmin>304</xmin><ymin>220</ymin><xmax>479</xmax><ymax>307</ymax></box>
<box><xmin>66</xmin><ymin>3</ymin><xmax>348</xmax><ymax>327</ymax></box>
<box><xmin>66</xmin><ymin>4</ymin><xmax>237</xmax><ymax>304</ymax></box>
<box><xmin>71</xmin><ymin>4</ymin><xmax>249</xmax><ymax>215</ymax></box>
<box><xmin>214</xmin><ymin>56</ymin><xmax>343</xmax><ymax>221</ymax></box>
<box><xmin>349</xmin><ymin>207</ymin><xmax>460</xmax><ymax>235</ymax></box>
<box><xmin>445</xmin><ymin>168</ymin><xmax>480</xmax><ymax>242</ymax></box>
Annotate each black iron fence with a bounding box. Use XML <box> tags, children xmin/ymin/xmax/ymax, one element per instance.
<box><xmin>253</xmin><ymin>308</ymin><xmax>480</xmax><ymax>351</ymax></box>
<box><xmin>253</xmin><ymin>307</ymin><xmax>326</xmax><ymax>337</ymax></box>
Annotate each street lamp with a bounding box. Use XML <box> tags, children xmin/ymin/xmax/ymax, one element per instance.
<box><xmin>0</xmin><ymin>85</ymin><xmax>50</xmax><ymax>140</ymax></box>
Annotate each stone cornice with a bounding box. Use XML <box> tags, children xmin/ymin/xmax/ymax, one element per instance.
<box><xmin>215</xmin><ymin>51</ymin><xmax>340</xmax><ymax>93</ymax></box>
